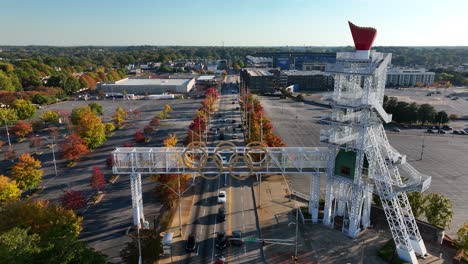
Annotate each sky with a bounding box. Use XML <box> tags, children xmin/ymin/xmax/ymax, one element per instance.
<box><xmin>0</xmin><ymin>0</ymin><xmax>467</xmax><ymax>46</ymax></box>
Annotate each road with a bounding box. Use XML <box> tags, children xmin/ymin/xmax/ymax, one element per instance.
<box><xmin>184</xmin><ymin>79</ymin><xmax>264</xmax><ymax>264</ymax></box>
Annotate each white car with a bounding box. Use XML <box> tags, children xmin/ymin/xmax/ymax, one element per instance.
<box><xmin>218</xmin><ymin>191</ymin><xmax>227</xmax><ymax>203</ymax></box>
<box><xmin>232</xmin><ymin>134</ymin><xmax>238</xmax><ymax>139</ymax></box>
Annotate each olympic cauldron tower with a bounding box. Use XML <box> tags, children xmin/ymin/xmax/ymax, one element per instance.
<box><xmin>319</xmin><ymin>21</ymin><xmax>432</xmax><ymax>263</ymax></box>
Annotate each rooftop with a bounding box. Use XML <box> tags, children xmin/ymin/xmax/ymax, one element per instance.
<box><xmin>245</xmin><ymin>68</ymin><xmax>273</xmax><ymax>77</ymax></box>
<box><xmin>197</xmin><ymin>75</ymin><xmax>216</xmax><ymax>81</ymax></box>
<box><xmin>103</xmin><ymin>78</ymin><xmax>193</xmax><ymax>86</ymax></box>
<box><xmin>281</xmin><ymin>70</ymin><xmax>328</xmax><ymax>76</ymax></box>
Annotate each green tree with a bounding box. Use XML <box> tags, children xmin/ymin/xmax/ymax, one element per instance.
<box><xmin>0</xmin><ymin>107</ymin><xmax>18</xmax><ymax>125</ymax></box>
<box><xmin>456</xmin><ymin>221</ymin><xmax>468</xmax><ymax>251</ymax></box>
<box><xmin>435</xmin><ymin>111</ymin><xmax>449</xmax><ymax>125</ymax></box>
<box><xmin>0</xmin><ymin>71</ymin><xmax>15</xmax><ymax>92</ymax></box>
<box><xmin>418</xmin><ymin>104</ymin><xmax>436</xmax><ymax>125</ymax></box>
<box><xmin>88</xmin><ymin>102</ymin><xmax>104</xmax><ymax>115</ymax></box>
<box><xmin>424</xmin><ymin>193</ymin><xmax>453</xmax><ymax>228</ymax></box>
<box><xmin>70</xmin><ymin>106</ymin><xmax>92</xmax><ymax>125</ymax></box>
<box><xmin>63</xmin><ymin>76</ymin><xmax>81</xmax><ymax>94</ymax></box>
<box><xmin>104</xmin><ymin>122</ymin><xmax>115</xmax><ymax>137</ymax></box>
<box><xmin>11</xmin><ymin>153</ymin><xmax>43</xmax><ymax>190</ymax></box>
<box><xmin>0</xmin><ymin>175</ymin><xmax>21</xmax><ymax>203</ymax></box>
<box><xmin>406</xmin><ymin>192</ymin><xmax>425</xmax><ymax>218</ymax></box>
<box><xmin>0</xmin><ymin>227</ymin><xmax>41</xmax><ymax>264</ymax></box>
<box><xmin>40</xmin><ymin>110</ymin><xmax>60</xmax><ymax>123</ymax></box>
<box><xmin>12</xmin><ymin>99</ymin><xmax>36</xmax><ymax>120</ymax></box>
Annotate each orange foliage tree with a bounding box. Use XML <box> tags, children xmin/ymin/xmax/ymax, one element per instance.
<box><xmin>11</xmin><ymin>120</ymin><xmax>32</xmax><ymax>139</ymax></box>
<box><xmin>11</xmin><ymin>153</ymin><xmax>43</xmax><ymax>190</ymax></box>
<box><xmin>60</xmin><ymin>133</ymin><xmax>89</xmax><ymax>162</ymax></box>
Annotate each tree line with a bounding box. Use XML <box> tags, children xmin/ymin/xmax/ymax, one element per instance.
<box><xmin>383</xmin><ymin>96</ymin><xmax>450</xmax><ymax>125</ymax></box>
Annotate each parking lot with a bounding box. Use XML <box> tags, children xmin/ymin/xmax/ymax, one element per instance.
<box><xmin>259</xmin><ymin>94</ymin><xmax>468</xmax><ymax>237</ymax></box>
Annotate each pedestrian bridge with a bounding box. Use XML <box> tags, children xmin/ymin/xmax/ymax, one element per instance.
<box><xmin>112</xmin><ymin>141</ymin><xmax>328</xmax><ymax>179</ymax></box>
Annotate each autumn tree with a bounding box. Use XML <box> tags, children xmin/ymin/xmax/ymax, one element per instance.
<box><xmin>0</xmin><ymin>175</ymin><xmax>20</xmax><ymax>203</ymax></box>
<box><xmin>104</xmin><ymin>122</ymin><xmax>115</xmax><ymax>137</ymax></box>
<box><xmin>70</xmin><ymin>106</ymin><xmax>93</xmax><ymax>125</ymax></box>
<box><xmin>0</xmin><ymin>227</ymin><xmax>41</xmax><ymax>263</ymax></box>
<box><xmin>113</xmin><ymin>106</ymin><xmax>128</xmax><ymax>129</ymax></box>
<box><xmin>11</xmin><ymin>153</ymin><xmax>43</xmax><ymax>190</ymax></box>
<box><xmin>75</xmin><ymin>111</ymin><xmax>106</xmax><ymax>149</ymax></box>
<box><xmin>12</xmin><ymin>99</ymin><xmax>36</xmax><ymax>120</ymax></box>
<box><xmin>143</xmin><ymin>125</ymin><xmax>154</xmax><ymax>137</ymax></box>
<box><xmin>424</xmin><ymin>193</ymin><xmax>454</xmax><ymax>228</ymax></box>
<box><xmin>0</xmin><ymin>107</ymin><xmax>18</xmax><ymax>126</ymax></box>
<box><xmin>60</xmin><ymin>189</ymin><xmax>86</xmax><ymax>210</ymax></box>
<box><xmin>163</xmin><ymin>133</ymin><xmax>178</xmax><ymax>147</ymax></box>
<box><xmin>134</xmin><ymin>130</ymin><xmax>146</xmax><ymax>143</ymax></box>
<box><xmin>90</xmin><ymin>166</ymin><xmax>106</xmax><ymax>192</ymax></box>
<box><xmin>159</xmin><ymin>104</ymin><xmax>173</xmax><ymax>119</ymax></box>
<box><xmin>150</xmin><ymin>116</ymin><xmax>160</xmax><ymax>126</ymax></box>
<box><xmin>11</xmin><ymin>120</ymin><xmax>32</xmax><ymax>139</ymax></box>
<box><xmin>61</xmin><ymin>133</ymin><xmax>89</xmax><ymax>162</ymax></box>
<box><xmin>40</xmin><ymin>110</ymin><xmax>60</xmax><ymax>123</ymax></box>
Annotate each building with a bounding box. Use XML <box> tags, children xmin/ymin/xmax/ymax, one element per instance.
<box><xmin>240</xmin><ymin>68</ymin><xmax>277</xmax><ymax>94</ymax></box>
<box><xmin>386</xmin><ymin>68</ymin><xmax>435</xmax><ymax>87</ymax></box>
<box><xmin>280</xmin><ymin>70</ymin><xmax>333</xmax><ymax>92</ymax></box>
<box><xmin>196</xmin><ymin>75</ymin><xmax>217</xmax><ymax>86</ymax></box>
<box><xmin>247</xmin><ymin>52</ymin><xmax>336</xmax><ymax>70</ymax></box>
<box><xmin>99</xmin><ymin>78</ymin><xmax>195</xmax><ymax>94</ymax></box>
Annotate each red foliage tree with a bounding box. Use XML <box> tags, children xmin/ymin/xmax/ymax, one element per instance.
<box><xmin>150</xmin><ymin>117</ymin><xmax>160</xmax><ymax>126</ymax></box>
<box><xmin>11</xmin><ymin>120</ymin><xmax>33</xmax><ymax>139</ymax></box>
<box><xmin>105</xmin><ymin>154</ymin><xmax>114</xmax><ymax>168</ymax></box>
<box><xmin>90</xmin><ymin>166</ymin><xmax>106</xmax><ymax>192</ymax></box>
<box><xmin>60</xmin><ymin>189</ymin><xmax>86</xmax><ymax>210</ymax></box>
<box><xmin>189</xmin><ymin>116</ymin><xmax>206</xmax><ymax>132</ymax></box>
<box><xmin>134</xmin><ymin>130</ymin><xmax>146</xmax><ymax>143</ymax></box>
<box><xmin>60</xmin><ymin>133</ymin><xmax>89</xmax><ymax>162</ymax></box>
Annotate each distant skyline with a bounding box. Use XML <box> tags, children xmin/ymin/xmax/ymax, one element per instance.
<box><xmin>1</xmin><ymin>0</ymin><xmax>467</xmax><ymax>47</ymax></box>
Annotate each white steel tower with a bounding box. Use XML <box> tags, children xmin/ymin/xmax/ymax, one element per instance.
<box><xmin>320</xmin><ymin>21</ymin><xmax>431</xmax><ymax>263</ymax></box>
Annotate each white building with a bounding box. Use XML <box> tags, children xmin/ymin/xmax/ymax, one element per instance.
<box><xmin>99</xmin><ymin>78</ymin><xmax>195</xmax><ymax>94</ymax></box>
<box><xmin>386</xmin><ymin>68</ymin><xmax>435</xmax><ymax>87</ymax></box>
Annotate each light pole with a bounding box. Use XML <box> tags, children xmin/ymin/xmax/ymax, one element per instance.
<box><xmin>155</xmin><ymin>176</ymin><xmax>195</xmax><ymax>237</ymax></box>
<box><xmin>1</xmin><ymin>117</ymin><xmax>12</xmax><ymax>151</ymax></box>
<box><xmin>48</xmin><ymin>136</ymin><xmax>58</xmax><ymax>178</ymax></box>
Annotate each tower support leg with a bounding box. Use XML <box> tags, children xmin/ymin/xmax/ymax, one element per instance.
<box><xmin>347</xmin><ymin>186</ymin><xmax>363</xmax><ymax>237</ymax></box>
<box><xmin>130</xmin><ymin>173</ymin><xmax>144</xmax><ymax>227</ymax></box>
<box><xmin>309</xmin><ymin>171</ymin><xmax>321</xmax><ymax>223</ymax></box>
<box><xmin>396</xmin><ymin>246</ymin><xmax>419</xmax><ymax>264</ymax></box>
<box><xmin>361</xmin><ymin>189</ymin><xmax>372</xmax><ymax>229</ymax></box>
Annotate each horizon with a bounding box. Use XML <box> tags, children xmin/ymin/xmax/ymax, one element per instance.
<box><xmin>1</xmin><ymin>0</ymin><xmax>467</xmax><ymax>46</ymax></box>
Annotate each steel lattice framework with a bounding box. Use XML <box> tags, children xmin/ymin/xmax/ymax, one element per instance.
<box><xmin>321</xmin><ymin>50</ymin><xmax>431</xmax><ymax>263</ymax></box>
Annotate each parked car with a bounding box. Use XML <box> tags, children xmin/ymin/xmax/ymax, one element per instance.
<box><xmin>231</xmin><ymin>120</ymin><xmax>236</xmax><ymax>123</ymax></box>
<box><xmin>459</xmin><ymin>130</ymin><xmax>467</xmax><ymax>135</ymax></box>
<box><xmin>232</xmin><ymin>134</ymin><xmax>238</xmax><ymax>139</ymax></box>
<box><xmin>185</xmin><ymin>234</ymin><xmax>197</xmax><ymax>253</ymax></box>
<box><xmin>391</xmin><ymin>127</ymin><xmax>401</xmax><ymax>132</ymax></box>
<box><xmin>219</xmin><ymin>132</ymin><xmax>225</xmax><ymax>140</ymax></box>
<box><xmin>217</xmin><ymin>191</ymin><xmax>226</xmax><ymax>203</ymax></box>
<box><xmin>453</xmin><ymin>130</ymin><xmax>460</xmax><ymax>135</ymax></box>
<box><xmin>221</xmin><ymin>118</ymin><xmax>227</xmax><ymax>122</ymax></box>
<box><xmin>231</xmin><ymin>230</ymin><xmax>243</xmax><ymax>246</ymax></box>
<box><xmin>232</xmin><ymin>101</ymin><xmax>235</xmax><ymax>104</ymax></box>
<box><xmin>442</xmin><ymin>125</ymin><xmax>453</xmax><ymax>131</ymax></box>
<box><xmin>438</xmin><ymin>130</ymin><xmax>446</xmax><ymax>134</ymax></box>
<box><xmin>426</xmin><ymin>129</ymin><xmax>435</xmax><ymax>134</ymax></box>
<box><xmin>216</xmin><ymin>232</ymin><xmax>228</xmax><ymax>250</ymax></box>
<box><xmin>217</xmin><ymin>207</ymin><xmax>226</xmax><ymax>222</ymax></box>
<box><xmin>236</xmin><ymin>107</ymin><xmax>240</xmax><ymax>110</ymax></box>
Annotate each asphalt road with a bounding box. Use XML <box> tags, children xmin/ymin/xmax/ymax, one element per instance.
<box><xmin>258</xmin><ymin>94</ymin><xmax>468</xmax><ymax>237</ymax></box>
<box><xmin>185</xmin><ymin>83</ymin><xmax>263</xmax><ymax>264</ymax></box>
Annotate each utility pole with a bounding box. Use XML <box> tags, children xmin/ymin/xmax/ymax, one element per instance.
<box><xmin>419</xmin><ymin>133</ymin><xmax>426</xmax><ymax>161</ymax></box>
<box><xmin>2</xmin><ymin>117</ymin><xmax>12</xmax><ymax>151</ymax></box>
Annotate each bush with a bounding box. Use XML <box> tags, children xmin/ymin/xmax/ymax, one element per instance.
<box><xmin>377</xmin><ymin>240</ymin><xmax>411</xmax><ymax>264</ymax></box>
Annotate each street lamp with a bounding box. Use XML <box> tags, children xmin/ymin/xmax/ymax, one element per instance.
<box><xmin>1</xmin><ymin>116</ymin><xmax>12</xmax><ymax>151</ymax></box>
<box><xmin>155</xmin><ymin>176</ymin><xmax>195</xmax><ymax>237</ymax></box>
<box><xmin>46</xmin><ymin>136</ymin><xmax>58</xmax><ymax>178</ymax></box>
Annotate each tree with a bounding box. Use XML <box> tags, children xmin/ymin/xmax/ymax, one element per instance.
<box><xmin>11</xmin><ymin>153</ymin><xmax>43</xmax><ymax>190</ymax></box>
<box><xmin>12</xmin><ymin>99</ymin><xmax>36</xmax><ymax>120</ymax></box>
<box><xmin>40</xmin><ymin>110</ymin><xmax>60</xmax><ymax>123</ymax></box>
<box><xmin>0</xmin><ymin>199</ymin><xmax>82</xmax><ymax>242</ymax></box>
<box><xmin>0</xmin><ymin>227</ymin><xmax>41</xmax><ymax>263</ymax></box>
<box><xmin>418</xmin><ymin>104</ymin><xmax>436</xmax><ymax>125</ymax></box>
<box><xmin>60</xmin><ymin>189</ymin><xmax>86</xmax><ymax>210</ymax></box>
<box><xmin>70</xmin><ymin>106</ymin><xmax>93</xmax><ymax>125</ymax></box>
<box><xmin>75</xmin><ymin>111</ymin><xmax>106</xmax><ymax>149</ymax></box>
<box><xmin>113</xmin><ymin>106</ymin><xmax>128</xmax><ymax>129</ymax></box>
<box><xmin>104</xmin><ymin>122</ymin><xmax>115</xmax><ymax>137</ymax></box>
<box><xmin>11</xmin><ymin>120</ymin><xmax>32</xmax><ymax>139</ymax></box>
<box><xmin>143</xmin><ymin>125</ymin><xmax>154</xmax><ymax>137</ymax></box>
<box><xmin>163</xmin><ymin>133</ymin><xmax>178</xmax><ymax>147</ymax></box>
<box><xmin>406</xmin><ymin>192</ymin><xmax>425</xmax><ymax>218</ymax></box>
<box><xmin>436</xmin><ymin>111</ymin><xmax>449</xmax><ymax>125</ymax></box>
<box><xmin>88</xmin><ymin>102</ymin><xmax>104</xmax><ymax>115</ymax></box>
<box><xmin>0</xmin><ymin>70</ymin><xmax>15</xmax><ymax>92</ymax></box>
<box><xmin>456</xmin><ymin>221</ymin><xmax>468</xmax><ymax>251</ymax></box>
<box><xmin>120</xmin><ymin>228</ymin><xmax>161</xmax><ymax>264</ymax></box>
<box><xmin>161</xmin><ymin>103</ymin><xmax>173</xmax><ymax>119</ymax></box>
<box><xmin>150</xmin><ymin>116</ymin><xmax>160</xmax><ymax>126</ymax></box>
<box><xmin>90</xmin><ymin>166</ymin><xmax>106</xmax><ymax>192</ymax></box>
<box><xmin>0</xmin><ymin>175</ymin><xmax>21</xmax><ymax>203</ymax></box>
<box><xmin>134</xmin><ymin>130</ymin><xmax>146</xmax><ymax>143</ymax></box>
<box><xmin>424</xmin><ymin>193</ymin><xmax>453</xmax><ymax>228</ymax></box>
<box><xmin>449</xmin><ymin>114</ymin><xmax>459</xmax><ymax>120</ymax></box>
<box><xmin>61</xmin><ymin>133</ymin><xmax>89</xmax><ymax>162</ymax></box>
<box><xmin>0</xmin><ymin>107</ymin><xmax>18</xmax><ymax>126</ymax></box>
<box><xmin>296</xmin><ymin>94</ymin><xmax>304</xmax><ymax>102</ymax></box>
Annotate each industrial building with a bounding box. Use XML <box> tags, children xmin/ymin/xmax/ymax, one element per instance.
<box><xmin>386</xmin><ymin>68</ymin><xmax>435</xmax><ymax>87</ymax></box>
<box><xmin>240</xmin><ymin>68</ymin><xmax>277</xmax><ymax>94</ymax></box>
<box><xmin>99</xmin><ymin>78</ymin><xmax>195</xmax><ymax>94</ymax></box>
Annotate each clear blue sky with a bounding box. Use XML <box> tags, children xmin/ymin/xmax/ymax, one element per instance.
<box><xmin>1</xmin><ymin>0</ymin><xmax>467</xmax><ymax>46</ymax></box>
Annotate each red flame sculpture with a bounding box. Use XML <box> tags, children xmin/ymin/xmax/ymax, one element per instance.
<box><xmin>348</xmin><ymin>21</ymin><xmax>377</xmax><ymax>50</ymax></box>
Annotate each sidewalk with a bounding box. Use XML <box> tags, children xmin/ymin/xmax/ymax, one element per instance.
<box><xmin>158</xmin><ymin>182</ymin><xmax>199</xmax><ymax>264</ymax></box>
<box><xmin>254</xmin><ymin>174</ymin><xmax>453</xmax><ymax>264</ymax></box>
